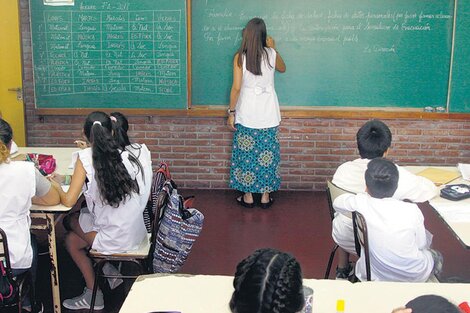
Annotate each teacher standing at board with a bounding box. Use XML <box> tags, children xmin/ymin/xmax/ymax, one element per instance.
<box><xmin>228</xmin><ymin>18</ymin><xmax>286</xmax><ymax>209</ymax></box>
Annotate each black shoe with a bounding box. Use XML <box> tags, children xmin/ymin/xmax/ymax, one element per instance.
<box><xmin>236</xmin><ymin>196</ymin><xmax>254</xmax><ymax>208</ymax></box>
<box><xmin>259</xmin><ymin>198</ymin><xmax>274</xmax><ymax>209</ymax></box>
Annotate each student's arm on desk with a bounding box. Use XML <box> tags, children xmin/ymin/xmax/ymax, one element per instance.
<box><xmin>32</xmin><ymin>169</ymin><xmax>60</xmax><ymax>205</ymax></box>
<box><xmin>49</xmin><ymin>158</ymin><xmax>86</xmax><ymax>207</ymax></box>
<box><xmin>396</xmin><ymin>167</ymin><xmax>438</xmax><ymax>203</ymax></box>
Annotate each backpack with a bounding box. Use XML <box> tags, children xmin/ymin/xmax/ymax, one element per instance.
<box><xmin>143</xmin><ymin>162</ymin><xmax>171</xmax><ymax>232</ymax></box>
<box><xmin>0</xmin><ymin>261</ymin><xmax>17</xmax><ymax>307</ymax></box>
<box><xmin>26</xmin><ymin>153</ymin><xmax>56</xmax><ymax>176</ymax></box>
<box><xmin>151</xmin><ymin>180</ymin><xmax>204</xmax><ymax>273</ymax></box>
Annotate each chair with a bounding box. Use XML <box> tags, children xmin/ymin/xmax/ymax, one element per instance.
<box><xmin>352</xmin><ymin>211</ymin><xmax>371</xmax><ymax>281</ymax></box>
<box><xmin>0</xmin><ymin>227</ymin><xmax>35</xmax><ymax>313</ymax></box>
<box><xmin>87</xmin><ymin>205</ymin><xmax>161</xmax><ymax>313</ymax></box>
<box><xmin>324</xmin><ymin>180</ymin><xmax>353</xmax><ymax>279</ymax></box>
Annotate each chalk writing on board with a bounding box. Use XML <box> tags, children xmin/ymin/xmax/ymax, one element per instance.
<box><xmin>200</xmin><ymin>8</ymin><xmax>452</xmax><ymax>50</ymax></box>
<box><xmin>34</xmin><ymin>9</ymin><xmax>182</xmax><ymax>96</ymax></box>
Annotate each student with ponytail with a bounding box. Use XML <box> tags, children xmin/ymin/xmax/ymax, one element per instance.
<box><xmin>49</xmin><ymin>111</ymin><xmax>149</xmax><ymax>310</ymax></box>
<box><xmin>230</xmin><ymin>248</ymin><xmax>305</xmax><ymax>313</ymax></box>
<box><xmin>0</xmin><ymin>118</ymin><xmax>59</xmax><ymax>312</ymax></box>
<box><xmin>109</xmin><ymin>111</ymin><xmax>152</xmax><ymax>213</ymax></box>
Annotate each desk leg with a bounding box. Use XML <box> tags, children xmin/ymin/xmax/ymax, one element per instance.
<box><xmin>46</xmin><ymin>213</ymin><xmax>62</xmax><ymax>313</ymax></box>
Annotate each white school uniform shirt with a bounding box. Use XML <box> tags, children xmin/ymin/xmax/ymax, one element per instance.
<box><xmin>235</xmin><ymin>47</ymin><xmax>281</xmax><ymax>129</ymax></box>
<box><xmin>74</xmin><ymin>148</ymin><xmax>147</xmax><ymax>254</ymax></box>
<box><xmin>331</xmin><ymin>158</ymin><xmax>438</xmax><ymax>254</ymax></box>
<box><xmin>334</xmin><ymin>193</ymin><xmax>434</xmax><ymax>282</ymax></box>
<box><xmin>0</xmin><ymin>161</ymin><xmax>35</xmax><ymax>269</ymax></box>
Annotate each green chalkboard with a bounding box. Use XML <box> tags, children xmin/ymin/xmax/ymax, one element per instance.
<box><xmin>191</xmin><ymin>0</ymin><xmax>454</xmax><ymax>109</ymax></box>
<box><xmin>30</xmin><ymin>0</ymin><xmax>187</xmax><ymax>109</ymax></box>
<box><xmin>450</xmin><ymin>1</ymin><xmax>470</xmax><ymax>113</ymax></box>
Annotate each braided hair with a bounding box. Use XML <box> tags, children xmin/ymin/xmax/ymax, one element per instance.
<box><xmin>83</xmin><ymin>111</ymin><xmax>139</xmax><ymax>207</ymax></box>
<box><xmin>230</xmin><ymin>248</ymin><xmax>305</xmax><ymax>313</ymax></box>
<box><xmin>0</xmin><ymin>119</ymin><xmax>13</xmax><ymax>164</ymax></box>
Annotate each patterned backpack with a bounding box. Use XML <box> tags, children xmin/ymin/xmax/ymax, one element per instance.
<box><xmin>151</xmin><ymin>180</ymin><xmax>204</xmax><ymax>273</ymax></box>
<box><xmin>143</xmin><ymin>162</ymin><xmax>171</xmax><ymax>232</ymax></box>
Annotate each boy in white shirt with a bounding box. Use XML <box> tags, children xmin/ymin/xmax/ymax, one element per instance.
<box><xmin>332</xmin><ymin>119</ymin><xmax>438</xmax><ymax>278</ymax></box>
<box><xmin>334</xmin><ymin>158</ymin><xmax>441</xmax><ymax>282</ymax></box>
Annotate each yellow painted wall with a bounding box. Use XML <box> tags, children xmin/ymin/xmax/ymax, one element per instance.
<box><xmin>0</xmin><ymin>0</ymin><xmax>25</xmax><ymax>145</ymax></box>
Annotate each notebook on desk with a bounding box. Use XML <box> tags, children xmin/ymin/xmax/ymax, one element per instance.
<box><xmin>416</xmin><ymin>167</ymin><xmax>461</xmax><ymax>186</ymax></box>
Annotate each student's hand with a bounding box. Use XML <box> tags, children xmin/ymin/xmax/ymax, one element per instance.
<box><xmin>74</xmin><ymin>140</ymin><xmax>88</xmax><ymax>149</ymax></box>
<box><xmin>391</xmin><ymin>307</ymin><xmax>412</xmax><ymax>313</ymax></box>
<box><xmin>47</xmin><ymin>175</ymin><xmax>62</xmax><ymax>191</ymax></box>
<box><xmin>227</xmin><ymin>115</ymin><xmax>237</xmax><ymax>131</ymax></box>
<box><xmin>48</xmin><ymin>173</ymin><xmax>65</xmax><ymax>185</ymax></box>
<box><xmin>11</xmin><ymin>153</ymin><xmax>27</xmax><ymax>161</ymax></box>
<box><xmin>266</xmin><ymin>36</ymin><xmax>275</xmax><ymax>49</ymax></box>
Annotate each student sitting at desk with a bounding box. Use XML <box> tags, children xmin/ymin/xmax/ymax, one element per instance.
<box><xmin>230</xmin><ymin>248</ymin><xmax>305</xmax><ymax>313</ymax></box>
<box><xmin>332</xmin><ymin>119</ymin><xmax>438</xmax><ymax>279</ymax></box>
<box><xmin>49</xmin><ymin>111</ymin><xmax>148</xmax><ymax>311</ymax></box>
<box><xmin>334</xmin><ymin>158</ymin><xmax>442</xmax><ymax>282</ymax></box>
<box><xmin>0</xmin><ymin>118</ymin><xmax>60</xmax><ymax>312</ymax></box>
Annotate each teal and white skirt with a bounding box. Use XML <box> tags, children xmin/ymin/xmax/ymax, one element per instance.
<box><xmin>229</xmin><ymin>124</ymin><xmax>281</xmax><ymax>193</ymax></box>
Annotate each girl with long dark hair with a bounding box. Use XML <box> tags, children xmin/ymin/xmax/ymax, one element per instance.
<box><xmin>49</xmin><ymin>111</ymin><xmax>149</xmax><ymax>310</ymax></box>
<box><xmin>228</xmin><ymin>17</ymin><xmax>286</xmax><ymax>209</ymax></box>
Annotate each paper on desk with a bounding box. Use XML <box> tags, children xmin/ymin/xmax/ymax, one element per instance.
<box><xmin>430</xmin><ymin>198</ymin><xmax>470</xmax><ymax>222</ymax></box>
<box><xmin>458</xmin><ymin>163</ymin><xmax>470</xmax><ymax>181</ymax></box>
<box><xmin>416</xmin><ymin>167</ymin><xmax>461</xmax><ymax>186</ymax></box>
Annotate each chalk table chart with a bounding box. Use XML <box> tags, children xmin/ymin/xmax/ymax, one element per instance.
<box><xmin>30</xmin><ymin>0</ymin><xmax>187</xmax><ymax>109</ymax></box>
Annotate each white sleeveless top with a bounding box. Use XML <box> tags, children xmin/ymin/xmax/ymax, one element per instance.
<box><xmin>235</xmin><ymin>47</ymin><xmax>281</xmax><ymax>129</ymax></box>
<box><xmin>75</xmin><ymin>148</ymin><xmax>147</xmax><ymax>254</ymax></box>
<box><xmin>0</xmin><ymin>161</ymin><xmax>35</xmax><ymax>269</ymax></box>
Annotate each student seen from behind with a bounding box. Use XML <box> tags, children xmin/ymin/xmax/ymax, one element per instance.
<box><xmin>333</xmin><ymin>158</ymin><xmax>442</xmax><ymax>282</ymax></box>
<box><xmin>48</xmin><ymin>111</ymin><xmax>149</xmax><ymax>310</ymax></box>
<box><xmin>0</xmin><ymin>118</ymin><xmax>60</xmax><ymax>312</ymax></box>
<box><xmin>392</xmin><ymin>294</ymin><xmax>462</xmax><ymax>313</ymax></box>
<box><xmin>230</xmin><ymin>248</ymin><xmax>305</xmax><ymax>313</ymax></box>
<box><xmin>331</xmin><ymin>119</ymin><xmax>437</xmax><ymax>278</ymax></box>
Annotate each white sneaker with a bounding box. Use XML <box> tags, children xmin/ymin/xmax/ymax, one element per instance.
<box><xmin>62</xmin><ymin>287</ymin><xmax>104</xmax><ymax>310</ymax></box>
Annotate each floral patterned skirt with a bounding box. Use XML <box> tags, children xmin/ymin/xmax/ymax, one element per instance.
<box><xmin>229</xmin><ymin>124</ymin><xmax>281</xmax><ymax>193</ymax></box>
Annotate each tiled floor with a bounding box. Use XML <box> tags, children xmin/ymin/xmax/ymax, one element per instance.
<box><xmin>25</xmin><ymin>190</ymin><xmax>470</xmax><ymax>312</ymax></box>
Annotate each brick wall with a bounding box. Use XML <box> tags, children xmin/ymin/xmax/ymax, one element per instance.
<box><xmin>19</xmin><ymin>1</ymin><xmax>470</xmax><ymax>190</ymax></box>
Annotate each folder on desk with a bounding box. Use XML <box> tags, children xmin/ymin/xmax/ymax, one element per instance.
<box><xmin>416</xmin><ymin>167</ymin><xmax>461</xmax><ymax>186</ymax></box>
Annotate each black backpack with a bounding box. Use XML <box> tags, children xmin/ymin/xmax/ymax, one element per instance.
<box><xmin>0</xmin><ymin>261</ymin><xmax>17</xmax><ymax>307</ymax></box>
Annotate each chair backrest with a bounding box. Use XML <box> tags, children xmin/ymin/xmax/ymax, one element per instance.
<box><xmin>352</xmin><ymin>211</ymin><xmax>371</xmax><ymax>281</ymax></box>
<box><xmin>326</xmin><ymin>180</ymin><xmax>353</xmax><ymax>221</ymax></box>
<box><xmin>0</xmin><ymin>228</ymin><xmax>11</xmax><ymax>268</ymax></box>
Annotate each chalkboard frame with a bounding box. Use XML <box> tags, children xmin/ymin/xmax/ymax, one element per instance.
<box><xmin>32</xmin><ymin>0</ymin><xmax>470</xmax><ymax>118</ymax></box>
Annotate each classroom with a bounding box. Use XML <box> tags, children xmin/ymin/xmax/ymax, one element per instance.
<box><xmin>1</xmin><ymin>0</ymin><xmax>470</xmax><ymax>312</ymax></box>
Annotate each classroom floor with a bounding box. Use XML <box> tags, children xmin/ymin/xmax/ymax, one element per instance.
<box><xmin>24</xmin><ymin>190</ymin><xmax>470</xmax><ymax>313</ymax></box>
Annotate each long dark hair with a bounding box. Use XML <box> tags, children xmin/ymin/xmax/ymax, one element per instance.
<box><xmin>230</xmin><ymin>248</ymin><xmax>305</xmax><ymax>313</ymax></box>
<box><xmin>0</xmin><ymin>119</ymin><xmax>13</xmax><ymax>164</ymax></box>
<box><xmin>237</xmin><ymin>18</ymin><xmax>272</xmax><ymax>75</ymax></box>
<box><xmin>110</xmin><ymin>111</ymin><xmax>144</xmax><ymax>183</ymax></box>
<box><xmin>83</xmin><ymin>111</ymin><xmax>139</xmax><ymax>207</ymax></box>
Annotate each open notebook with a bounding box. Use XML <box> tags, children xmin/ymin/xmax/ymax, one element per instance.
<box><xmin>416</xmin><ymin>167</ymin><xmax>461</xmax><ymax>186</ymax></box>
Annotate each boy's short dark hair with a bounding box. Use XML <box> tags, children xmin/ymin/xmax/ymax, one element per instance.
<box><xmin>356</xmin><ymin>119</ymin><xmax>392</xmax><ymax>159</ymax></box>
<box><xmin>365</xmin><ymin>158</ymin><xmax>398</xmax><ymax>198</ymax></box>
<box><xmin>406</xmin><ymin>295</ymin><xmax>461</xmax><ymax>313</ymax></box>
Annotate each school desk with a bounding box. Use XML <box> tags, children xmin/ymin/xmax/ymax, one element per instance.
<box><xmin>405</xmin><ymin>166</ymin><xmax>470</xmax><ymax>249</ymax></box>
<box><xmin>119</xmin><ymin>274</ymin><xmax>470</xmax><ymax>313</ymax></box>
<box><xmin>16</xmin><ymin>147</ymin><xmax>78</xmax><ymax>313</ymax></box>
